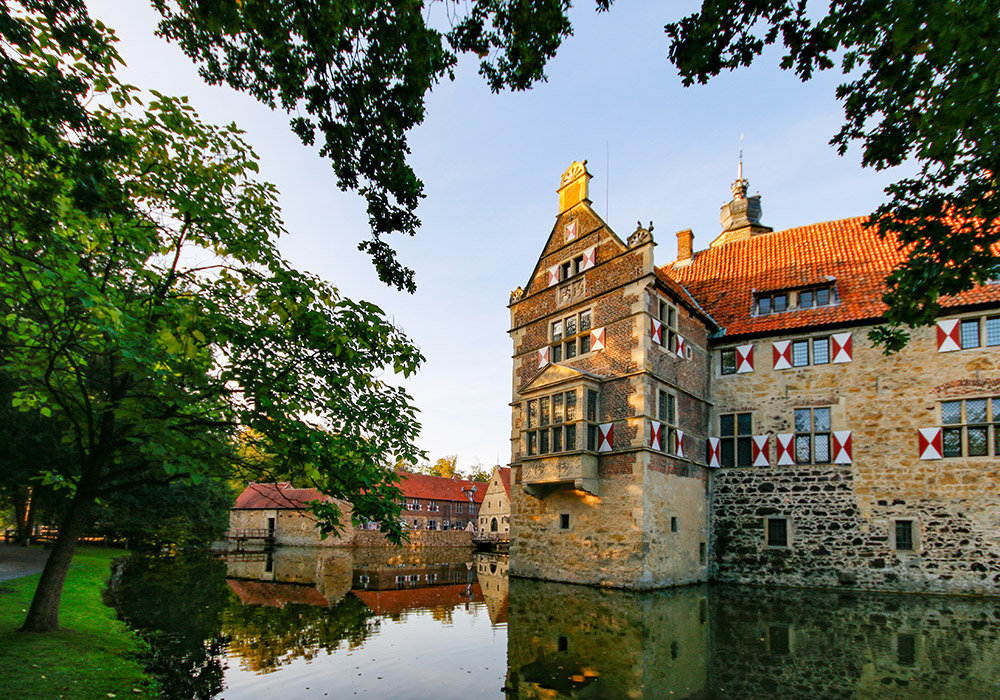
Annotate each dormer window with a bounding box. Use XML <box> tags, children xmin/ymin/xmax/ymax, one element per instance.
<box><xmin>757</xmin><ymin>292</ymin><xmax>787</xmax><ymax>315</ymax></box>
<box><xmin>755</xmin><ymin>285</ymin><xmax>835</xmax><ymax>315</ymax></box>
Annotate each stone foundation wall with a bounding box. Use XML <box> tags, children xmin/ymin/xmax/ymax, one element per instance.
<box><xmin>510</xmin><ymin>469</ymin><xmax>649</xmax><ymax>588</ymax></box>
<box><xmin>351</xmin><ymin>529</ymin><xmax>473</xmax><ymax>548</ymax></box>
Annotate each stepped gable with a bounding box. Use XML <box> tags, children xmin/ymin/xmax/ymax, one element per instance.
<box><xmin>396</xmin><ymin>470</ymin><xmax>486</xmax><ymax>505</ymax></box>
<box><xmin>664</xmin><ymin>216</ymin><xmax>1000</xmax><ymax>339</ymax></box>
<box><xmin>233</xmin><ymin>482</ymin><xmax>330</xmax><ymax>510</ymax></box>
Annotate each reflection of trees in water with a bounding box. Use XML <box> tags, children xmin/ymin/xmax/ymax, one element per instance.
<box><xmin>109</xmin><ymin>552</ymin><xmax>231</xmax><ymax>700</ymax></box>
<box><xmin>222</xmin><ymin>595</ymin><xmax>379</xmax><ymax>673</ymax></box>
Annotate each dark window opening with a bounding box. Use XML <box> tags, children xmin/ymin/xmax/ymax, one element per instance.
<box><xmin>767</xmin><ymin>518</ymin><xmax>789</xmax><ymax>547</ymax></box>
<box><xmin>895</xmin><ymin>520</ymin><xmax>915</xmax><ymax>551</ymax></box>
<box><xmin>560</xmin><ymin>513</ymin><xmax>570</xmax><ymax>530</ymax></box>
<box><xmin>897</xmin><ymin>634</ymin><xmax>916</xmax><ymax>666</ymax></box>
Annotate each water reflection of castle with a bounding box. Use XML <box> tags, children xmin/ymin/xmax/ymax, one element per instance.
<box><xmin>222</xmin><ymin>548</ymin><xmax>1000</xmax><ymax>698</ymax></box>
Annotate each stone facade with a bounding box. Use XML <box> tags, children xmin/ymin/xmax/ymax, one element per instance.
<box><xmin>229</xmin><ymin>498</ymin><xmax>354</xmax><ymax>547</ymax></box>
<box><xmin>508</xmin><ymin>162</ymin><xmax>711</xmax><ymax>589</ymax></box>
<box><xmin>477</xmin><ymin>466</ymin><xmax>511</xmax><ymax>534</ymax></box>
<box><xmin>509</xmin><ymin>162</ymin><xmax>1000</xmax><ymax>595</ymax></box>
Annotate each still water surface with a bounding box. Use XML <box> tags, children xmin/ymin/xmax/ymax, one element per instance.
<box><xmin>110</xmin><ymin>546</ymin><xmax>1000</xmax><ymax>699</ymax></box>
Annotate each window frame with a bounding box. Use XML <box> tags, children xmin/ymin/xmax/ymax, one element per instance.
<box><xmin>892</xmin><ymin>518</ymin><xmax>920</xmax><ymax>552</ymax></box>
<box><xmin>549</xmin><ymin>308</ymin><xmax>595</xmax><ymax>362</ymax></box>
<box><xmin>756</xmin><ymin>284</ymin><xmax>836</xmax><ymax>316</ymax></box>
<box><xmin>794</xmin><ymin>406</ymin><xmax>832</xmax><ymax>465</ymax></box>
<box><xmin>720</xmin><ymin>412</ymin><xmax>753</xmax><ymax>467</ymax></box>
<box><xmin>765</xmin><ymin>517</ymin><xmax>791</xmax><ymax>548</ymax></box>
<box><xmin>657</xmin><ymin>387</ymin><xmax>680</xmax><ymax>455</ymax></box>
<box><xmin>658</xmin><ymin>297</ymin><xmax>681</xmax><ymax>355</ymax></box>
<box><xmin>524</xmin><ymin>384</ymin><xmax>599</xmax><ymax>457</ymax></box>
<box><xmin>939</xmin><ymin>397</ymin><xmax>999</xmax><ymax>457</ymax></box>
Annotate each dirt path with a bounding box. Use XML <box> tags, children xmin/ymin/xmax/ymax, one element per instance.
<box><xmin>0</xmin><ymin>543</ymin><xmax>49</xmax><ymax>582</ymax></box>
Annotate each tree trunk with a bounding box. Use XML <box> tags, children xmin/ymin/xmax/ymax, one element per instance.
<box><xmin>20</xmin><ymin>486</ymin><xmax>96</xmax><ymax>632</ymax></box>
<box><xmin>12</xmin><ymin>485</ymin><xmax>31</xmax><ymax>544</ymax></box>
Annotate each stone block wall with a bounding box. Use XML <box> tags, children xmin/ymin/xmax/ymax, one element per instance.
<box><xmin>710</xmin><ymin>321</ymin><xmax>1000</xmax><ymax>594</ymax></box>
<box><xmin>352</xmin><ymin>529</ymin><xmax>473</xmax><ymax>548</ymax></box>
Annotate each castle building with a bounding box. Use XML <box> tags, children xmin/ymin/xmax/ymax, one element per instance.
<box><xmin>477</xmin><ymin>466</ymin><xmax>511</xmax><ymax>535</ymax></box>
<box><xmin>508</xmin><ymin>161</ymin><xmax>1000</xmax><ymax>595</ymax></box>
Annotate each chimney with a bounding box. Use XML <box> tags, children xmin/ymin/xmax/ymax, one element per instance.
<box><xmin>676</xmin><ymin>229</ymin><xmax>693</xmax><ymax>262</ymax></box>
<box><xmin>558</xmin><ymin>161</ymin><xmax>592</xmax><ymax>213</ymax></box>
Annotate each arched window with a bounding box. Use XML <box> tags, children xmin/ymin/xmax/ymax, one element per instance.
<box><xmin>490</xmin><ymin>517</ymin><xmax>498</xmax><ymax>532</ymax></box>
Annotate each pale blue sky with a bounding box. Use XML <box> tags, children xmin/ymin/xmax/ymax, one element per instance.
<box><xmin>90</xmin><ymin>2</ymin><xmax>911</xmax><ymax>475</ymax></box>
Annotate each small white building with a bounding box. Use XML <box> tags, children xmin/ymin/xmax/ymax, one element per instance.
<box><xmin>477</xmin><ymin>467</ymin><xmax>511</xmax><ymax>535</ymax></box>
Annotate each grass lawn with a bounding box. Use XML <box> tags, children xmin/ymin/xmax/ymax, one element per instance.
<box><xmin>0</xmin><ymin>547</ymin><xmax>156</xmax><ymax>699</ymax></box>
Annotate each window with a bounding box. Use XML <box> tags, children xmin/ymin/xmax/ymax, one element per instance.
<box><xmin>550</xmin><ymin>309</ymin><xmax>593</xmax><ymax>362</ymax></box>
<box><xmin>720</xmin><ymin>412</ymin><xmax>753</xmax><ymax>467</ymax></box>
<box><xmin>427</xmin><ymin>500</ymin><xmax>439</xmax><ymax>512</ymax></box>
<box><xmin>783</xmin><ymin>336</ymin><xmax>831</xmax><ymax>367</ymax></box>
<box><xmin>427</xmin><ymin>520</ymin><xmax>437</xmax><ymax>530</ymax></box>
<box><xmin>558</xmin><ymin>253</ymin><xmax>586</xmax><ymax>282</ymax></box>
<box><xmin>409</xmin><ymin>501</ymin><xmax>421</xmax><ymax>511</ymax></box>
<box><xmin>768</xmin><ymin>626</ymin><xmax>791</xmax><ymax>655</ymax></box>
<box><xmin>757</xmin><ymin>285</ymin><xmax>834</xmax><ymax>315</ymax></box>
<box><xmin>897</xmin><ymin>634</ymin><xmax>917</xmax><ymax>666</ymax></box>
<box><xmin>699</xmin><ymin>542</ymin><xmax>706</xmax><ymax>565</ymax></box>
<box><xmin>525</xmin><ymin>388</ymin><xmax>594</xmax><ymax>456</ymax></box>
<box><xmin>658</xmin><ymin>298</ymin><xmax>680</xmax><ymax>353</ymax></box>
<box><xmin>941</xmin><ymin>398</ymin><xmax>1000</xmax><ymax>457</ymax></box>
<box><xmin>412</xmin><ymin>519</ymin><xmax>420</xmax><ymax>529</ymax></box>
<box><xmin>658</xmin><ymin>388</ymin><xmax>680</xmax><ymax>454</ymax></box>
<box><xmin>756</xmin><ymin>291</ymin><xmax>787</xmax><ymax>315</ymax></box>
<box><xmin>442</xmin><ymin>520</ymin><xmax>450</xmax><ymax>530</ymax></box>
<box><xmin>953</xmin><ymin>315</ymin><xmax>1000</xmax><ymax>349</ymax></box>
<box><xmin>766</xmin><ymin>518</ymin><xmax>789</xmax><ymax>547</ymax></box>
<box><xmin>586</xmin><ymin>389</ymin><xmax>599</xmax><ymax>451</ymax></box>
<box><xmin>455</xmin><ymin>503</ymin><xmax>463</xmax><ymax>513</ymax></box>
<box><xmin>894</xmin><ymin>519</ymin><xmax>916</xmax><ymax>551</ymax></box>
<box><xmin>720</xmin><ymin>348</ymin><xmax>737</xmax><ymax>375</ymax></box>
<box><xmin>670</xmin><ymin>516</ymin><xmax>678</xmax><ymax>532</ymax></box>
<box><xmin>560</xmin><ymin>513</ymin><xmax>570</xmax><ymax>529</ymax></box>
<box><xmin>794</xmin><ymin>407</ymin><xmax>831</xmax><ymax>464</ymax></box>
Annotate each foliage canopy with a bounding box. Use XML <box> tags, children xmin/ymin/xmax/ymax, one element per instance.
<box><xmin>1</xmin><ymin>3</ymin><xmax>422</xmax><ymax>630</ymax></box>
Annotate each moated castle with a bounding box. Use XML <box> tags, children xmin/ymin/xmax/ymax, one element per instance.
<box><xmin>507</xmin><ymin>161</ymin><xmax>1000</xmax><ymax>595</ymax></box>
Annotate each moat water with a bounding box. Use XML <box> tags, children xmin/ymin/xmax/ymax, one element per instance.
<box><xmin>109</xmin><ymin>546</ymin><xmax>1000</xmax><ymax>699</ymax></box>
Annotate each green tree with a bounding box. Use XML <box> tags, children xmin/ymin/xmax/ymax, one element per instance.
<box><xmin>663</xmin><ymin>0</ymin><xmax>1000</xmax><ymax>349</ymax></box>
<box><xmin>2</xmin><ymin>7</ymin><xmax>422</xmax><ymax>631</ymax></box>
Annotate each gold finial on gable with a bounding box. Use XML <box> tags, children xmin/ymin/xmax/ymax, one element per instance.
<box><xmin>558</xmin><ymin>160</ymin><xmax>591</xmax><ymax>213</ymax></box>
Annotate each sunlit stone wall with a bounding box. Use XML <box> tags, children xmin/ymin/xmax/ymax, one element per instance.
<box><xmin>711</xmin><ymin>323</ymin><xmax>1000</xmax><ymax>594</ymax></box>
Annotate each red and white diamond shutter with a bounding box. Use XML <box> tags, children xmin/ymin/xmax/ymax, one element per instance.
<box><xmin>537</xmin><ymin>346</ymin><xmax>549</xmax><ymax>367</ymax></box>
<box><xmin>708</xmin><ymin>438</ymin><xmax>721</xmax><ymax>468</ymax></box>
<box><xmin>590</xmin><ymin>327</ymin><xmax>606</xmax><ymax>352</ymax></box>
<box><xmin>581</xmin><ymin>246</ymin><xmax>597</xmax><ymax>271</ymax></box>
<box><xmin>772</xmin><ymin>340</ymin><xmax>792</xmax><ymax>370</ymax></box>
<box><xmin>832</xmin><ymin>431</ymin><xmax>853</xmax><ymax>463</ymax></box>
<box><xmin>597</xmin><ymin>423</ymin><xmax>614</xmax><ymax>453</ymax></box>
<box><xmin>918</xmin><ymin>427</ymin><xmax>943</xmax><ymax>460</ymax></box>
<box><xmin>736</xmin><ymin>344</ymin><xmax>754</xmax><ymax>373</ymax></box>
<box><xmin>937</xmin><ymin>319</ymin><xmax>961</xmax><ymax>352</ymax></box>
<box><xmin>676</xmin><ymin>429</ymin><xmax>685</xmax><ymax>458</ymax></box>
<box><xmin>565</xmin><ymin>220</ymin><xmax>577</xmax><ymax>242</ymax></box>
<box><xmin>831</xmin><ymin>333</ymin><xmax>853</xmax><ymax>363</ymax></box>
<box><xmin>651</xmin><ymin>319</ymin><xmax>663</xmax><ymax>345</ymax></box>
<box><xmin>649</xmin><ymin>421</ymin><xmax>663</xmax><ymax>451</ymax></box>
<box><xmin>776</xmin><ymin>434</ymin><xmax>795</xmax><ymax>465</ymax></box>
<box><xmin>676</xmin><ymin>335</ymin><xmax>687</xmax><ymax>358</ymax></box>
<box><xmin>547</xmin><ymin>265</ymin><xmax>560</xmax><ymax>287</ymax></box>
<box><xmin>752</xmin><ymin>435</ymin><xmax>770</xmax><ymax>467</ymax></box>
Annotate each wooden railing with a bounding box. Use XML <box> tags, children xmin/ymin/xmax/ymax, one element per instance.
<box><xmin>473</xmin><ymin>532</ymin><xmax>510</xmax><ymax>544</ymax></box>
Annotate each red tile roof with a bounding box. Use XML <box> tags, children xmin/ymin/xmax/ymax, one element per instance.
<box><xmin>351</xmin><ymin>583</ymin><xmax>483</xmax><ymax>615</ymax></box>
<box><xmin>232</xmin><ymin>482</ymin><xmax>330</xmax><ymax>510</ymax></box>
<box><xmin>664</xmin><ymin>217</ymin><xmax>1000</xmax><ymax>339</ymax></box>
<box><xmin>497</xmin><ymin>467</ymin><xmax>511</xmax><ymax>498</ymax></box>
<box><xmin>226</xmin><ymin>579</ymin><xmax>329</xmax><ymax>607</ymax></box>
<box><xmin>396</xmin><ymin>471</ymin><xmax>486</xmax><ymax>505</ymax></box>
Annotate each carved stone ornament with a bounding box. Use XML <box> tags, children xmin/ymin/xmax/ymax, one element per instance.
<box><xmin>561</xmin><ymin>160</ymin><xmax>588</xmax><ymax>186</ymax></box>
<box><xmin>509</xmin><ymin>286</ymin><xmax>524</xmax><ymax>303</ymax></box>
<box><xmin>628</xmin><ymin>220</ymin><xmax>653</xmax><ymax>248</ymax></box>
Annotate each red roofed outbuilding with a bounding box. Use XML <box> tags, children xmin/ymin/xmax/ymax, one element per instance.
<box><xmin>396</xmin><ymin>470</ymin><xmax>485</xmax><ymax>532</ymax></box>
<box><xmin>229</xmin><ymin>482</ymin><xmax>353</xmax><ymax>547</ymax></box>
